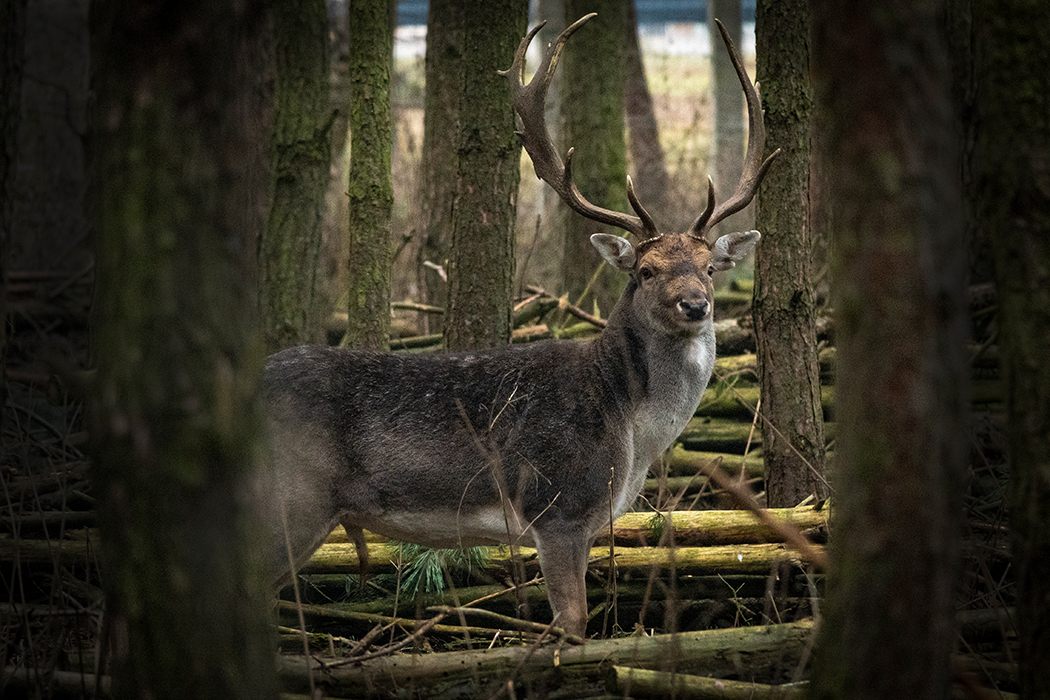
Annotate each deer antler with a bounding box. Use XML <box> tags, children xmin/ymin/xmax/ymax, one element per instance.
<box><xmin>688</xmin><ymin>20</ymin><xmax>781</xmax><ymax>241</ymax></box>
<box><xmin>499</xmin><ymin>13</ymin><xmax>658</xmax><ymax>240</ymax></box>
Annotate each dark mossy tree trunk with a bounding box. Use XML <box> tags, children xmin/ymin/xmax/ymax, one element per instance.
<box><xmin>344</xmin><ymin>0</ymin><xmax>394</xmax><ymax>351</ymax></box>
<box><xmin>971</xmin><ymin>3</ymin><xmax>1050</xmax><ymax>695</ymax></box>
<box><xmin>1</xmin><ymin>0</ymin><xmax>27</xmax><ymax>430</ymax></box>
<box><xmin>259</xmin><ymin>0</ymin><xmax>331</xmax><ymax>353</ymax></box>
<box><xmin>809</xmin><ymin>2</ymin><xmax>968</xmax><ymax>699</ymax></box>
<box><xmin>624</xmin><ymin>0</ymin><xmax>669</xmax><ymax>218</ymax></box>
<box><xmin>752</xmin><ymin>0</ymin><xmax>826</xmax><ymax>507</ymax></box>
<box><xmin>90</xmin><ymin>3</ymin><xmax>277</xmax><ymax>700</ymax></box>
<box><xmin>559</xmin><ymin>0</ymin><xmax>629</xmax><ymax>317</ymax></box>
<box><xmin>707</xmin><ymin>0</ymin><xmax>745</xmax><ymax>238</ymax></box>
<box><xmin>442</xmin><ymin>0</ymin><xmax>528</xmax><ymax>351</ymax></box>
<box><xmin>417</xmin><ymin>0</ymin><xmax>463</xmax><ymax>331</ymax></box>
<box><xmin>945</xmin><ymin>0</ymin><xmax>992</xmax><ymax>289</ymax></box>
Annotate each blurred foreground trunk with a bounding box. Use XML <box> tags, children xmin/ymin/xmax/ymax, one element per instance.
<box><xmin>809</xmin><ymin>2</ymin><xmax>968</xmax><ymax>698</ymax></box>
<box><xmin>91</xmin><ymin>3</ymin><xmax>277</xmax><ymax>699</ymax></box>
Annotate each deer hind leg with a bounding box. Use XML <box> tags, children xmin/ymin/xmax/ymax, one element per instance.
<box><xmin>532</xmin><ymin>527</ymin><xmax>592</xmax><ymax>639</ymax></box>
<box><xmin>340</xmin><ymin>517</ymin><xmax>371</xmax><ymax>590</ymax></box>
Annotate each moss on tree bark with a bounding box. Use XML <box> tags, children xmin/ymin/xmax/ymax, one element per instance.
<box><xmin>752</xmin><ymin>0</ymin><xmax>827</xmax><ymax>507</ymax></box>
<box><xmin>559</xmin><ymin>0</ymin><xmax>629</xmax><ymax>318</ymax></box>
<box><xmin>259</xmin><ymin>0</ymin><xmax>331</xmax><ymax>352</ymax></box>
<box><xmin>442</xmin><ymin>0</ymin><xmax>528</xmax><ymax>351</ymax></box>
<box><xmin>344</xmin><ymin>0</ymin><xmax>394</xmax><ymax>351</ymax></box>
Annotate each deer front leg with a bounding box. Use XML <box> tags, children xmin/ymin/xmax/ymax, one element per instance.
<box><xmin>533</xmin><ymin>527</ymin><xmax>591</xmax><ymax>638</ymax></box>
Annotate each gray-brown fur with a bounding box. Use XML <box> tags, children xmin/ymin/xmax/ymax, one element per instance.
<box><xmin>262</xmin><ymin>231</ymin><xmax>759</xmax><ymax>637</ymax></box>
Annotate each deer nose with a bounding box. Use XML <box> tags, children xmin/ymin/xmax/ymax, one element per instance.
<box><xmin>677</xmin><ymin>298</ymin><xmax>709</xmax><ymax>321</ymax></box>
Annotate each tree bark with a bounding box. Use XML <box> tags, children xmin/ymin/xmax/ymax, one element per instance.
<box><xmin>809</xmin><ymin>2</ymin><xmax>968</xmax><ymax>699</ymax></box>
<box><xmin>624</xmin><ymin>0</ymin><xmax>669</xmax><ymax>217</ymax></box>
<box><xmin>707</xmin><ymin>0</ymin><xmax>746</xmax><ymax>238</ymax></box>
<box><xmin>416</xmin><ymin>0</ymin><xmax>463</xmax><ymax>329</ymax></box>
<box><xmin>259</xmin><ymin>0</ymin><xmax>331</xmax><ymax>352</ymax></box>
<box><xmin>90</xmin><ymin>3</ymin><xmax>277</xmax><ymax>699</ymax></box>
<box><xmin>971</xmin><ymin>2</ymin><xmax>1050</xmax><ymax>696</ymax></box>
<box><xmin>344</xmin><ymin>0</ymin><xmax>394</xmax><ymax>351</ymax></box>
<box><xmin>442</xmin><ymin>0</ymin><xmax>528</xmax><ymax>351</ymax></box>
<box><xmin>752</xmin><ymin>0</ymin><xmax>827</xmax><ymax>507</ymax></box>
<box><xmin>559</xmin><ymin>0</ymin><xmax>629</xmax><ymax>317</ymax></box>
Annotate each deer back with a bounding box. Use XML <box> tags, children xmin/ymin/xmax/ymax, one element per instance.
<box><xmin>263</xmin><ymin>339</ymin><xmax>641</xmax><ymax>552</ymax></box>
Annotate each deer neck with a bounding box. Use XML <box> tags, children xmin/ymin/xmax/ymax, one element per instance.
<box><xmin>595</xmin><ymin>283</ymin><xmax>716</xmax><ymax>402</ymax></box>
<box><xmin>594</xmin><ymin>285</ymin><xmax>716</xmax><ymax>501</ymax></box>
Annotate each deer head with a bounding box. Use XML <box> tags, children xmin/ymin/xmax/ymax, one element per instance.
<box><xmin>500</xmin><ymin>14</ymin><xmax>780</xmax><ymax>332</ymax></box>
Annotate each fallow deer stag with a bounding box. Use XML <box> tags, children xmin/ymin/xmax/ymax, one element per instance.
<box><xmin>262</xmin><ymin>14</ymin><xmax>778</xmax><ymax>639</ymax></box>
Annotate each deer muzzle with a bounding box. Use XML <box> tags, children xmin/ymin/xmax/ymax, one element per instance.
<box><xmin>677</xmin><ymin>297</ymin><xmax>710</xmax><ymax>322</ymax></box>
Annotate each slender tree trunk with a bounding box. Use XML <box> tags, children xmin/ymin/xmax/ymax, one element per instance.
<box><xmin>624</xmin><ymin>0</ymin><xmax>669</xmax><ymax>218</ymax></box>
<box><xmin>707</xmin><ymin>0</ymin><xmax>746</xmax><ymax>238</ymax></box>
<box><xmin>971</xmin><ymin>3</ymin><xmax>1050</xmax><ymax>696</ymax></box>
<box><xmin>90</xmin><ymin>3</ymin><xmax>277</xmax><ymax>699</ymax></box>
<box><xmin>344</xmin><ymin>0</ymin><xmax>394</xmax><ymax>351</ymax></box>
<box><xmin>559</xmin><ymin>0</ymin><xmax>629</xmax><ymax>317</ymax></box>
<box><xmin>809</xmin><ymin>2</ymin><xmax>968</xmax><ymax>698</ymax></box>
<box><xmin>417</xmin><ymin>0</ymin><xmax>463</xmax><ymax>330</ymax></box>
<box><xmin>531</xmin><ymin>0</ymin><xmax>566</xmax><ymax>288</ymax></box>
<box><xmin>0</xmin><ymin>0</ymin><xmax>27</xmax><ymax>432</ymax></box>
<box><xmin>259</xmin><ymin>0</ymin><xmax>331</xmax><ymax>353</ymax></box>
<box><xmin>752</xmin><ymin>0</ymin><xmax>826</xmax><ymax>507</ymax></box>
<box><xmin>442</xmin><ymin>0</ymin><xmax>528</xmax><ymax>351</ymax></box>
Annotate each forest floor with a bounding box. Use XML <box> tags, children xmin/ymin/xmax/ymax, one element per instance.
<box><xmin>0</xmin><ymin>269</ymin><xmax>1017</xmax><ymax>698</ymax></box>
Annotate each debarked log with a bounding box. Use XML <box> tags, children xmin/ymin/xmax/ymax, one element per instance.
<box><xmin>611</xmin><ymin>666</ymin><xmax>807</xmax><ymax>699</ymax></box>
<box><xmin>592</xmin><ymin>507</ymin><xmax>829</xmax><ymax>547</ymax></box>
<box><xmin>275</xmin><ymin>620</ymin><xmax>815</xmax><ymax>698</ymax></box>
<box><xmin>299</xmin><ymin>541</ymin><xmax>824</xmax><ymax>577</ymax></box>
<box><xmin>324</xmin><ymin>506</ymin><xmax>828</xmax><ymax>550</ymax></box>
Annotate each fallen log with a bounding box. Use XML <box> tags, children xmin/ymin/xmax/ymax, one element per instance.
<box><xmin>2</xmin><ymin>666</ymin><xmax>110</xmax><ymax>698</ymax></box>
<box><xmin>323</xmin><ymin>506</ymin><xmax>828</xmax><ymax>550</ymax></box>
<box><xmin>299</xmin><ymin>541</ymin><xmax>823</xmax><ymax>577</ymax></box>
<box><xmin>593</xmin><ymin>507</ymin><xmax>829</xmax><ymax>547</ymax></box>
<box><xmin>611</xmin><ymin>666</ymin><xmax>807</xmax><ymax>699</ymax></box>
<box><xmin>276</xmin><ymin>600</ymin><xmax>506</xmax><ymax>640</ymax></box>
<box><xmin>296</xmin><ymin>575</ymin><xmax>790</xmax><ymax>621</ymax></box>
<box><xmin>678</xmin><ymin>418</ymin><xmax>836</xmax><ymax>453</ymax></box>
<box><xmin>275</xmin><ymin>620</ymin><xmax>815</xmax><ymax>698</ymax></box>
<box><xmin>697</xmin><ymin>386</ymin><xmax>834</xmax><ymax>421</ymax></box>
<box><xmin>663</xmin><ymin>446</ymin><xmax>764</xmax><ymax>478</ymax></box>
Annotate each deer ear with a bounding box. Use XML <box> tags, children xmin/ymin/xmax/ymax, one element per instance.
<box><xmin>711</xmin><ymin>230</ymin><xmax>761</xmax><ymax>271</ymax></box>
<box><xmin>590</xmin><ymin>234</ymin><xmax>636</xmax><ymax>272</ymax></box>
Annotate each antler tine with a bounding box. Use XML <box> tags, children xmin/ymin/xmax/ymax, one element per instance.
<box><xmin>689</xmin><ymin>19</ymin><xmax>781</xmax><ymax>241</ymax></box>
<box><xmin>688</xmin><ymin>176</ymin><xmax>717</xmax><ymax>240</ymax></box>
<box><xmin>500</xmin><ymin>14</ymin><xmax>656</xmax><ymax>240</ymax></box>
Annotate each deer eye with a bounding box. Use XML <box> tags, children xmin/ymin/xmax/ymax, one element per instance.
<box><xmin>639</xmin><ymin>266</ymin><xmax>655</xmax><ymax>280</ymax></box>
<box><xmin>707</xmin><ymin>265</ymin><xmax>715</xmax><ymax>276</ymax></box>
